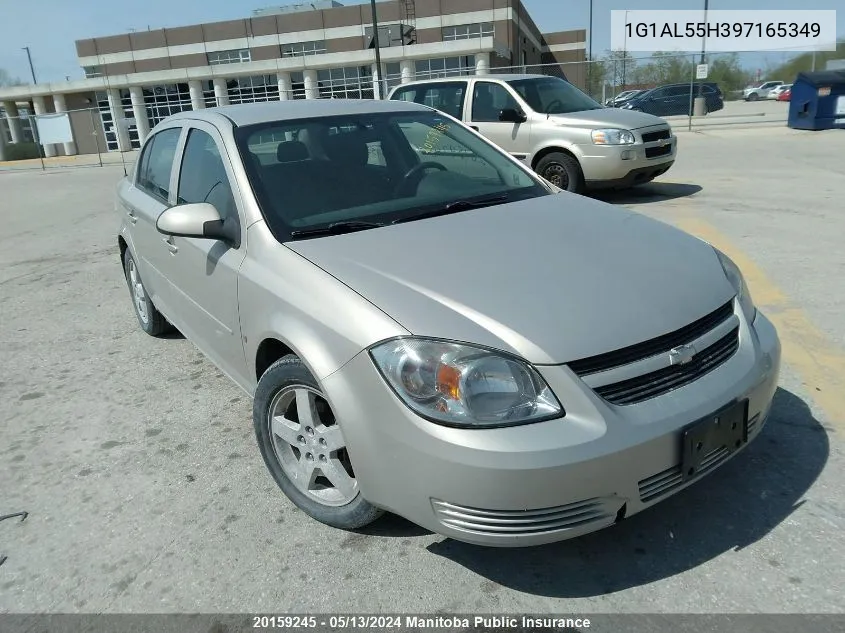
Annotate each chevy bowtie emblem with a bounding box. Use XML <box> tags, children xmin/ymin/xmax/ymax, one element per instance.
<box><xmin>669</xmin><ymin>343</ymin><xmax>696</xmax><ymax>366</ymax></box>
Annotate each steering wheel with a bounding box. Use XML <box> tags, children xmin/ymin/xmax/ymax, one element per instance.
<box><xmin>544</xmin><ymin>99</ymin><xmax>564</xmax><ymax>114</ymax></box>
<box><xmin>394</xmin><ymin>161</ymin><xmax>447</xmax><ymax>197</ymax></box>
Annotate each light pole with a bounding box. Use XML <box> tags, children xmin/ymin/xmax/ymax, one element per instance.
<box><xmin>370</xmin><ymin>0</ymin><xmax>385</xmax><ymax>99</ymax></box>
<box><xmin>587</xmin><ymin>0</ymin><xmax>593</xmax><ymax>93</ymax></box>
<box><xmin>698</xmin><ymin>0</ymin><xmax>709</xmax><ymax>98</ymax></box>
<box><xmin>621</xmin><ymin>10</ymin><xmax>628</xmax><ymax>91</ymax></box>
<box><xmin>22</xmin><ymin>46</ymin><xmax>37</xmax><ymax>84</ymax></box>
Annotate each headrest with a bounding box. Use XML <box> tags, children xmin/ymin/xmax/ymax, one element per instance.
<box><xmin>276</xmin><ymin>140</ymin><xmax>309</xmax><ymax>163</ymax></box>
<box><xmin>322</xmin><ymin>132</ymin><xmax>369</xmax><ymax>166</ymax></box>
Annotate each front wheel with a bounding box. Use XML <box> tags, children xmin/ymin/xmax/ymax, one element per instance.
<box><xmin>747</xmin><ymin>93</ymin><xmax>759</xmax><ymax>102</ymax></box>
<box><xmin>253</xmin><ymin>355</ymin><xmax>384</xmax><ymax>530</ymax></box>
<box><xmin>536</xmin><ymin>152</ymin><xmax>584</xmax><ymax>194</ymax></box>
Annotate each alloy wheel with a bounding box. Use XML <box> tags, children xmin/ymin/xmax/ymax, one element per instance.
<box><xmin>127</xmin><ymin>258</ymin><xmax>149</xmax><ymax>324</ymax></box>
<box><xmin>267</xmin><ymin>385</ymin><xmax>358</xmax><ymax>506</ymax></box>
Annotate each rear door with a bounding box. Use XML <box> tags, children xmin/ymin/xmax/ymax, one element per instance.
<box><xmin>119</xmin><ymin>124</ymin><xmax>184</xmax><ymax>319</ymax></box>
<box><xmin>468</xmin><ymin>80</ymin><xmax>530</xmax><ymax>160</ymax></box>
<box><xmin>164</xmin><ymin>121</ymin><xmax>250</xmax><ymax>385</ymax></box>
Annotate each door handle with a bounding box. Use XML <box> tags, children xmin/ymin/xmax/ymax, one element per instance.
<box><xmin>125</xmin><ymin>208</ymin><xmax>138</xmax><ymax>224</ymax></box>
<box><xmin>162</xmin><ymin>236</ymin><xmax>178</xmax><ymax>254</ymax></box>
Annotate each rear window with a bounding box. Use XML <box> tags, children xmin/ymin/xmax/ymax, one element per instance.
<box><xmin>390</xmin><ymin>82</ymin><xmax>466</xmax><ymax>119</ymax></box>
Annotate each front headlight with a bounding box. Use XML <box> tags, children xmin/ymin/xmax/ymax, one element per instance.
<box><xmin>369</xmin><ymin>338</ymin><xmax>563</xmax><ymax>428</ymax></box>
<box><xmin>591</xmin><ymin>128</ymin><xmax>635</xmax><ymax>145</ymax></box>
<box><xmin>715</xmin><ymin>249</ymin><xmax>756</xmax><ymax>322</ymax></box>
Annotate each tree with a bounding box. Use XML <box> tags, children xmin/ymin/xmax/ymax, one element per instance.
<box><xmin>765</xmin><ymin>39</ymin><xmax>845</xmax><ymax>82</ymax></box>
<box><xmin>0</xmin><ymin>68</ymin><xmax>24</xmax><ymax>87</ymax></box>
<box><xmin>630</xmin><ymin>51</ymin><xmax>693</xmax><ymax>87</ymax></box>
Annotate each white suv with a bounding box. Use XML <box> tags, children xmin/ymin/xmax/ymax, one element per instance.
<box><xmin>743</xmin><ymin>81</ymin><xmax>783</xmax><ymax>101</ymax></box>
<box><xmin>388</xmin><ymin>74</ymin><xmax>677</xmax><ymax>194</ymax></box>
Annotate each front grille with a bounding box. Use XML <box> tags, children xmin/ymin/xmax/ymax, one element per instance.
<box><xmin>568</xmin><ymin>300</ymin><xmax>734</xmax><ymax>376</ymax></box>
<box><xmin>638</xmin><ymin>445</ymin><xmax>731</xmax><ymax>503</ymax></box>
<box><xmin>595</xmin><ymin>327</ymin><xmax>740</xmax><ymax>405</ymax></box>
<box><xmin>431</xmin><ymin>497</ymin><xmax>616</xmax><ymax>537</ymax></box>
<box><xmin>645</xmin><ymin>144</ymin><xmax>673</xmax><ymax>159</ymax></box>
<box><xmin>641</xmin><ymin>128</ymin><xmax>672</xmax><ymax>143</ymax></box>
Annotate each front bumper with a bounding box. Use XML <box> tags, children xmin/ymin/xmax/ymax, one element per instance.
<box><xmin>322</xmin><ymin>308</ymin><xmax>781</xmax><ymax>547</ymax></box>
<box><xmin>575</xmin><ymin>135</ymin><xmax>677</xmax><ymax>187</ymax></box>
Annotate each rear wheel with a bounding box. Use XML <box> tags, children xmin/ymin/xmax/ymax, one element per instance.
<box><xmin>748</xmin><ymin>93</ymin><xmax>759</xmax><ymax>102</ymax></box>
<box><xmin>253</xmin><ymin>355</ymin><xmax>384</xmax><ymax>530</ymax></box>
<box><xmin>123</xmin><ymin>250</ymin><xmax>171</xmax><ymax>336</ymax></box>
<box><xmin>536</xmin><ymin>152</ymin><xmax>584</xmax><ymax>194</ymax></box>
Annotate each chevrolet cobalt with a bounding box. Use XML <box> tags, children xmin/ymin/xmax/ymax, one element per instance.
<box><xmin>116</xmin><ymin>99</ymin><xmax>780</xmax><ymax>547</ymax></box>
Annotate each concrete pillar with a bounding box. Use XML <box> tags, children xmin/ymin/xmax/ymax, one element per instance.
<box><xmin>475</xmin><ymin>52</ymin><xmax>491</xmax><ymax>76</ymax></box>
<box><xmin>0</xmin><ymin>121</ymin><xmax>7</xmax><ymax>161</ymax></box>
<box><xmin>400</xmin><ymin>60</ymin><xmax>415</xmax><ymax>84</ymax></box>
<box><xmin>107</xmin><ymin>89</ymin><xmax>131</xmax><ymax>152</ymax></box>
<box><xmin>372</xmin><ymin>63</ymin><xmax>385</xmax><ymax>99</ymax></box>
<box><xmin>52</xmin><ymin>93</ymin><xmax>78</xmax><ymax>156</ymax></box>
<box><xmin>188</xmin><ymin>80</ymin><xmax>205</xmax><ymax>110</ymax></box>
<box><xmin>213</xmin><ymin>78</ymin><xmax>230</xmax><ymax>106</ymax></box>
<box><xmin>303</xmin><ymin>69</ymin><xmax>319</xmax><ymax>100</ymax></box>
<box><xmin>2</xmin><ymin>101</ymin><xmax>25</xmax><ymax>143</ymax></box>
<box><xmin>32</xmin><ymin>96</ymin><xmax>57</xmax><ymax>158</ymax></box>
<box><xmin>129</xmin><ymin>87</ymin><xmax>150</xmax><ymax>144</ymax></box>
<box><xmin>277</xmin><ymin>72</ymin><xmax>292</xmax><ymax>101</ymax></box>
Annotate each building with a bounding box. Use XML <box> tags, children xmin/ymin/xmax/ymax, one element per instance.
<box><xmin>0</xmin><ymin>0</ymin><xmax>585</xmax><ymax>158</ymax></box>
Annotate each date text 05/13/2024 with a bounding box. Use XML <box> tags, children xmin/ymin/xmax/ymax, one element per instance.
<box><xmin>251</xmin><ymin>615</ymin><xmax>592</xmax><ymax>629</ymax></box>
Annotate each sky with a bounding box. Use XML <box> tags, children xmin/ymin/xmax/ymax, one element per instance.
<box><xmin>0</xmin><ymin>0</ymin><xmax>843</xmax><ymax>84</ymax></box>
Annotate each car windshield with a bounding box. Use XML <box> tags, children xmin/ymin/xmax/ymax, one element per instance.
<box><xmin>507</xmin><ymin>76</ymin><xmax>604</xmax><ymax>114</ymax></box>
<box><xmin>234</xmin><ymin>110</ymin><xmax>549</xmax><ymax>241</ymax></box>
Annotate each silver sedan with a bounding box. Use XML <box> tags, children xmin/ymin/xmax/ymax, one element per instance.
<box><xmin>116</xmin><ymin>98</ymin><xmax>781</xmax><ymax>547</ymax></box>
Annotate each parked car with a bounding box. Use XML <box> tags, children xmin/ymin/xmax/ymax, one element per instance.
<box><xmin>768</xmin><ymin>84</ymin><xmax>792</xmax><ymax>100</ymax></box>
<box><xmin>743</xmin><ymin>81</ymin><xmax>784</xmax><ymax>101</ymax></box>
<box><xmin>777</xmin><ymin>87</ymin><xmax>792</xmax><ymax>102</ymax></box>
<box><xmin>604</xmin><ymin>89</ymin><xmax>646</xmax><ymax>107</ymax></box>
<box><xmin>117</xmin><ymin>99</ymin><xmax>780</xmax><ymax>548</ymax></box>
<box><xmin>620</xmin><ymin>82</ymin><xmax>724</xmax><ymax>117</ymax></box>
<box><xmin>388</xmin><ymin>75</ymin><xmax>676</xmax><ymax>194</ymax></box>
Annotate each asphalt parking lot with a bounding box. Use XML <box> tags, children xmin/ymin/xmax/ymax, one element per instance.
<box><xmin>1</xmin><ymin>124</ymin><xmax>844</xmax><ymax>615</ymax></box>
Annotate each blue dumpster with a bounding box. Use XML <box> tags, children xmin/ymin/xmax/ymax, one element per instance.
<box><xmin>787</xmin><ymin>70</ymin><xmax>845</xmax><ymax>130</ymax></box>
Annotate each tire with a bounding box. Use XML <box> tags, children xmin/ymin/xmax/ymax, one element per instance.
<box><xmin>748</xmin><ymin>93</ymin><xmax>759</xmax><ymax>102</ymax></box>
<box><xmin>253</xmin><ymin>355</ymin><xmax>384</xmax><ymax>530</ymax></box>
<box><xmin>536</xmin><ymin>152</ymin><xmax>584</xmax><ymax>194</ymax></box>
<box><xmin>123</xmin><ymin>250</ymin><xmax>171</xmax><ymax>336</ymax></box>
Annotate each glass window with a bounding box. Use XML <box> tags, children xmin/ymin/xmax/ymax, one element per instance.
<box><xmin>508</xmin><ymin>76</ymin><xmax>602</xmax><ymax>114</ymax></box>
<box><xmin>234</xmin><ymin>111</ymin><xmax>547</xmax><ymax>242</ymax></box>
<box><xmin>282</xmin><ymin>40</ymin><xmax>327</xmax><ymax>57</ymax></box>
<box><xmin>471</xmin><ymin>82</ymin><xmax>521</xmax><ymax>122</ymax></box>
<box><xmin>207</xmin><ymin>49</ymin><xmax>251</xmax><ymax>65</ymax></box>
<box><xmin>137</xmin><ymin>127</ymin><xmax>182</xmax><ymax>201</ymax></box>
<box><xmin>442</xmin><ymin>22</ymin><xmax>494</xmax><ymax>41</ymax></box>
<box><xmin>177</xmin><ymin>129</ymin><xmax>237</xmax><ymax>221</ymax></box>
<box><xmin>391</xmin><ymin>82</ymin><xmax>466</xmax><ymax>119</ymax></box>
<box><xmin>414</xmin><ymin>56</ymin><xmax>475</xmax><ymax>80</ymax></box>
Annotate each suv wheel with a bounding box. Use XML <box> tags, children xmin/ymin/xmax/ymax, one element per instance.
<box><xmin>253</xmin><ymin>355</ymin><xmax>384</xmax><ymax>530</ymax></box>
<box><xmin>748</xmin><ymin>93</ymin><xmax>759</xmax><ymax>102</ymax></box>
<box><xmin>536</xmin><ymin>152</ymin><xmax>584</xmax><ymax>194</ymax></box>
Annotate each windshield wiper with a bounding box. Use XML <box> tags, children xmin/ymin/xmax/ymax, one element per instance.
<box><xmin>394</xmin><ymin>194</ymin><xmax>511</xmax><ymax>224</ymax></box>
<box><xmin>290</xmin><ymin>220</ymin><xmax>386</xmax><ymax>238</ymax></box>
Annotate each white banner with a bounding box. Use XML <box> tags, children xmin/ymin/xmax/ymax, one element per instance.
<box><xmin>35</xmin><ymin>112</ymin><xmax>73</xmax><ymax>145</ymax></box>
<box><xmin>610</xmin><ymin>10</ymin><xmax>838</xmax><ymax>53</ymax></box>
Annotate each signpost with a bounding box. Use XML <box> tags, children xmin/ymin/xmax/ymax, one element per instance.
<box><xmin>696</xmin><ymin>64</ymin><xmax>709</xmax><ymax>80</ymax></box>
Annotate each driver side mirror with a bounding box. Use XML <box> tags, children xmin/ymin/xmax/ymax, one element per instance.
<box><xmin>156</xmin><ymin>202</ymin><xmax>238</xmax><ymax>245</ymax></box>
<box><xmin>498</xmin><ymin>108</ymin><xmax>527</xmax><ymax>123</ymax></box>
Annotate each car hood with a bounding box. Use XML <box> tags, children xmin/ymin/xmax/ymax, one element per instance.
<box><xmin>547</xmin><ymin>107</ymin><xmax>666</xmax><ymax>130</ymax></box>
<box><xmin>285</xmin><ymin>195</ymin><xmax>736</xmax><ymax>365</ymax></box>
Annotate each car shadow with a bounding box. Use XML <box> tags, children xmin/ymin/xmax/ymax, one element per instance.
<box><xmin>359</xmin><ymin>512</ymin><xmax>433</xmax><ymax>538</ymax></box>
<box><xmin>592</xmin><ymin>182</ymin><xmax>702</xmax><ymax>205</ymax></box>
<box><xmin>424</xmin><ymin>387</ymin><xmax>828</xmax><ymax>597</ymax></box>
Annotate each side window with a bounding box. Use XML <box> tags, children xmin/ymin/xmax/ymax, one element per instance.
<box><xmin>392</xmin><ymin>83</ymin><xmax>466</xmax><ymax>119</ymax></box>
<box><xmin>471</xmin><ymin>82</ymin><xmax>520</xmax><ymax>122</ymax></box>
<box><xmin>137</xmin><ymin>127</ymin><xmax>181</xmax><ymax>201</ymax></box>
<box><xmin>177</xmin><ymin>128</ymin><xmax>237</xmax><ymax>221</ymax></box>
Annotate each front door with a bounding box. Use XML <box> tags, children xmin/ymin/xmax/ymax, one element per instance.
<box><xmin>468</xmin><ymin>81</ymin><xmax>530</xmax><ymax>162</ymax></box>
<box><xmin>164</xmin><ymin>122</ymin><xmax>250</xmax><ymax>386</ymax></box>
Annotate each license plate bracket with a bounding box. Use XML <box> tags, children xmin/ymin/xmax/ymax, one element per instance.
<box><xmin>681</xmin><ymin>399</ymin><xmax>748</xmax><ymax>482</ymax></box>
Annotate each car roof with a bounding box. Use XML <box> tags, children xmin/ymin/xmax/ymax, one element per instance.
<box><xmin>394</xmin><ymin>73</ymin><xmax>556</xmax><ymax>87</ymax></box>
<box><xmin>164</xmin><ymin>98</ymin><xmax>431</xmax><ymax>127</ymax></box>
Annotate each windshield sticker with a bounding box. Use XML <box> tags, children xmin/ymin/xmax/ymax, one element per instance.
<box><xmin>420</xmin><ymin>122</ymin><xmax>450</xmax><ymax>154</ymax></box>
